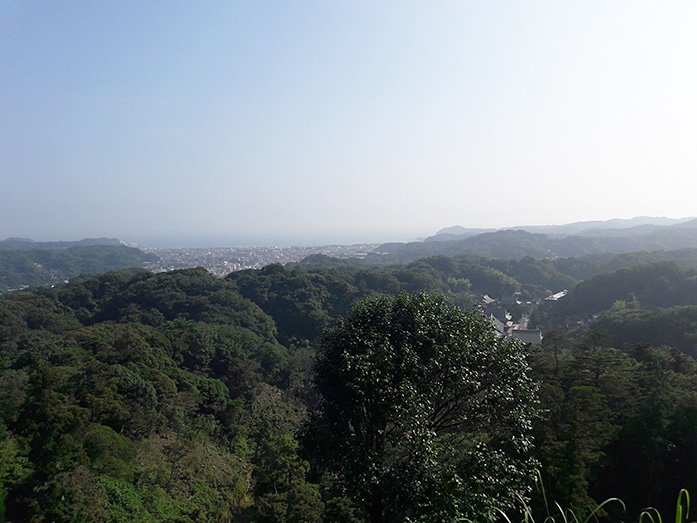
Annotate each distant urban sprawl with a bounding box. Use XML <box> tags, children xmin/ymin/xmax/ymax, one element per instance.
<box><xmin>141</xmin><ymin>244</ymin><xmax>377</xmax><ymax>277</ymax></box>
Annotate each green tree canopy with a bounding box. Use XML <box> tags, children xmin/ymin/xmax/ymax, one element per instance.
<box><xmin>305</xmin><ymin>292</ymin><xmax>539</xmax><ymax>523</ymax></box>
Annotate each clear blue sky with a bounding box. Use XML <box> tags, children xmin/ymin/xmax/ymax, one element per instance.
<box><xmin>2</xmin><ymin>2</ymin><xmax>697</xmax><ymax>247</ymax></box>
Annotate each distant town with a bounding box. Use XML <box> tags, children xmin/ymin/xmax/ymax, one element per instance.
<box><xmin>140</xmin><ymin>244</ymin><xmax>378</xmax><ymax>277</ymax></box>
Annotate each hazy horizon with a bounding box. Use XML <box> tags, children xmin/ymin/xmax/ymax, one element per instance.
<box><xmin>3</xmin><ymin>214</ymin><xmax>695</xmax><ymax>249</ymax></box>
<box><xmin>4</xmin><ymin>2</ymin><xmax>697</xmax><ymax>246</ymax></box>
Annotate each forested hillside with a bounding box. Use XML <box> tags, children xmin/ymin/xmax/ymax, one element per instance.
<box><xmin>0</xmin><ymin>245</ymin><xmax>158</xmax><ymax>293</ymax></box>
<box><xmin>369</xmin><ymin>221</ymin><xmax>697</xmax><ymax>264</ymax></box>
<box><xmin>0</xmin><ymin>269</ymin><xmax>314</xmax><ymax>522</ymax></box>
<box><xmin>2</xmin><ymin>250</ymin><xmax>697</xmax><ymax>521</ymax></box>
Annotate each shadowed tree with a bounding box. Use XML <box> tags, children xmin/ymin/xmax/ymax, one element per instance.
<box><xmin>304</xmin><ymin>292</ymin><xmax>539</xmax><ymax>523</ymax></box>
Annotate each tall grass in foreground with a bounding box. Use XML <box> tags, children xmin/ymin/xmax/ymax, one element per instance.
<box><xmin>491</xmin><ymin>474</ymin><xmax>692</xmax><ymax>523</ymax></box>
<box><xmin>493</xmin><ymin>494</ymin><xmax>625</xmax><ymax>523</ymax></box>
<box><xmin>638</xmin><ymin>489</ymin><xmax>691</xmax><ymax>523</ymax></box>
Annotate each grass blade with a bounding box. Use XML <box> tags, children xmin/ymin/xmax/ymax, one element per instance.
<box><xmin>676</xmin><ymin>489</ymin><xmax>689</xmax><ymax>523</ymax></box>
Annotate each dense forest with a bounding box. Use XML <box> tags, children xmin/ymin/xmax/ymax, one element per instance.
<box><xmin>0</xmin><ymin>242</ymin><xmax>157</xmax><ymax>293</ymax></box>
<box><xmin>2</xmin><ymin>246</ymin><xmax>697</xmax><ymax>521</ymax></box>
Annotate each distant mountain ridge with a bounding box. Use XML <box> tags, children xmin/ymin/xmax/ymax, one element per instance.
<box><xmin>369</xmin><ymin>217</ymin><xmax>697</xmax><ymax>264</ymax></box>
<box><xmin>0</xmin><ymin>237</ymin><xmax>123</xmax><ymax>250</ymax></box>
<box><xmin>428</xmin><ymin>227</ymin><xmax>497</xmax><ymax>242</ymax></box>
<box><xmin>430</xmin><ymin>217</ymin><xmax>696</xmax><ymax>241</ymax></box>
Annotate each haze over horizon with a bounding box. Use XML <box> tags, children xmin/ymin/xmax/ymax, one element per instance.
<box><xmin>3</xmin><ymin>2</ymin><xmax>697</xmax><ymax>247</ymax></box>
<box><xmin>3</xmin><ymin>214</ymin><xmax>695</xmax><ymax>249</ymax></box>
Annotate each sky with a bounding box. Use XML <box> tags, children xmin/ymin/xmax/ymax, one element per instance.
<box><xmin>2</xmin><ymin>2</ymin><xmax>697</xmax><ymax>247</ymax></box>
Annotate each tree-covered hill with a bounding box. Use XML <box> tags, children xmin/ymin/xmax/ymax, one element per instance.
<box><xmin>0</xmin><ymin>269</ymin><xmax>320</xmax><ymax>522</ymax></box>
<box><xmin>589</xmin><ymin>305</ymin><xmax>697</xmax><ymax>358</ymax></box>
<box><xmin>367</xmin><ymin>230</ymin><xmax>555</xmax><ymax>263</ymax></box>
<box><xmin>3</xmin><ymin>254</ymin><xmax>697</xmax><ymax>520</ymax></box>
<box><xmin>289</xmin><ymin>248</ymin><xmax>697</xmax><ymax>307</ymax></box>
<box><xmin>0</xmin><ymin>245</ymin><xmax>159</xmax><ymax>293</ymax></box>
<box><xmin>225</xmin><ymin>258</ymin><xmax>526</xmax><ymax>345</ymax></box>
<box><xmin>367</xmin><ymin>221</ymin><xmax>697</xmax><ymax>264</ymax></box>
<box><xmin>550</xmin><ymin>261</ymin><xmax>697</xmax><ymax>320</ymax></box>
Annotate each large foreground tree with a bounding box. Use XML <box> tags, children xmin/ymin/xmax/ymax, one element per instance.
<box><xmin>305</xmin><ymin>292</ymin><xmax>539</xmax><ymax>522</ymax></box>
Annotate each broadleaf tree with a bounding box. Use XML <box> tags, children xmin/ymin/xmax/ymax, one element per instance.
<box><xmin>305</xmin><ymin>292</ymin><xmax>539</xmax><ymax>523</ymax></box>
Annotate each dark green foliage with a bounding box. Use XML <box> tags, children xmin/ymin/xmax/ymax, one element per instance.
<box><xmin>490</xmin><ymin>256</ymin><xmax>578</xmax><ymax>295</ymax></box>
<box><xmin>366</xmin><ymin>226</ymin><xmax>697</xmax><ymax>264</ymax></box>
<box><xmin>90</xmin><ymin>268</ymin><xmax>278</xmax><ymax>338</ymax></box>
<box><xmin>305</xmin><ymin>292</ymin><xmax>539</xmax><ymax>522</ymax></box>
<box><xmin>528</xmin><ymin>339</ymin><xmax>697</xmax><ymax>521</ymax></box>
<box><xmin>0</xmin><ymin>245</ymin><xmax>157</xmax><ymax>292</ymax></box>
<box><xmin>552</xmin><ymin>262</ymin><xmax>697</xmax><ymax>319</ymax></box>
<box><xmin>591</xmin><ymin>306</ymin><xmax>697</xmax><ymax>358</ymax></box>
<box><xmin>5</xmin><ymin>248</ymin><xmax>697</xmax><ymax>521</ymax></box>
<box><xmin>366</xmin><ymin>229</ymin><xmax>555</xmax><ymax>263</ymax></box>
<box><xmin>227</xmin><ymin>264</ymin><xmax>362</xmax><ymax>346</ymax></box>
<box><xmin>0</xmin><ymin>268</ymin><xmax>317</xmax><ymax>522</ymax></box>
<box><xmin>251</xmin><ymin>433</ymin><xmax>324</xmax><ymax>523</ymax></box>
<box><xmin>226</xmin><ymin>256</ymin><xmax>525</xmax><ymax>347</ymax></box>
